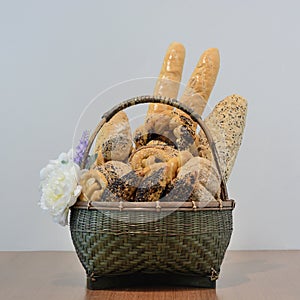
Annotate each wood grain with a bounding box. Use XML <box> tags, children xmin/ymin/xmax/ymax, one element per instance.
<box><xmin>0</xmin><ymin>251</ymin><xmax>299</xmax><ymax>300</ymax></box>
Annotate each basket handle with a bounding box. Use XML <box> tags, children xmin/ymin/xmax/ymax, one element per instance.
<box><xmin>80</xmin><ymin>95</ymin><xmax>229</xmax><ymax>201</ymax></box>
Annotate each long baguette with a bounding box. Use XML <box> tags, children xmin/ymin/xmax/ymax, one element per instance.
<box><xmin>180</xmin><ymin>48</ymin><xmax>220</xmax><ymax>116</ymax></box>
<box><xmin>147</xmin><ymin>42</ymin><xmax>185</xmax><ymax>115</ymax></box>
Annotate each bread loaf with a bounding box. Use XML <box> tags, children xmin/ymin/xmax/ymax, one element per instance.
<box><xmin>180</xmin><ymin>48</ymin><xmax>220</xmax><ymax>116</ymax></box>
<box><xmin>95</xmin><ymin>111</ymin><xmax>132</xmax><ymax>162</ymax></box>
<box><xmin>147</xmin><ymin>42</ymin><xmax>185</xmax><ymax>115</ymax></box>
<box><xmin>198</xmin><ymin>94</ymin><xmax>247</xmax><ymax>181</ymax></box>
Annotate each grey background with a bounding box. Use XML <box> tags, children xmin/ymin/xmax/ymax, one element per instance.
<box><xmin>0</xmin><ymin>0</ymin><xmax>299</xmax><ymax>250</ymax></box>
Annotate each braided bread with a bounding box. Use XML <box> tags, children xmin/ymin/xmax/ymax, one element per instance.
<box><xmin>130</xmin><ymin>145</ymin><xmax>178</xmax><ymax>171</ymax></box>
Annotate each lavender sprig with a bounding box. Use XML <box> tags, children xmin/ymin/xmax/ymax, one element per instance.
<box><xmin>74</xmin><ymin>130</ymin><xmax>90</xmax><ymax>166</ymax></box>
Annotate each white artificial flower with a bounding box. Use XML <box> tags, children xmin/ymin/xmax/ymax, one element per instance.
<box><xmin>39</xmin><ymin>149</ymin><xmax>82</xmax><ymax>226</ymax></box>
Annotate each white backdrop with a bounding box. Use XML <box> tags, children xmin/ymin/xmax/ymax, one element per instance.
<box><xmin>0</xmin><ymin>0</ymin><xmax>299</xmax><ymax>250</ymax></box>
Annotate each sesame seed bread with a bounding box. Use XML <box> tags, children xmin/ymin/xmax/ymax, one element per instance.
<box><xmin>198</xmin><ymin>94</ymin><xmax>247</xmax><ymax>181</ymax></box>
<box><xmin>95</xmin><ymin>111</ymin><xmax>132</xmax><ymax>162</ymax></box>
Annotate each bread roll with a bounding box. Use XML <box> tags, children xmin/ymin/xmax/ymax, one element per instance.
<box><xmin>178</xmin><ymin>157</ymin><xmax>220</xmax><ymax>196</ymax></box>
<box><xmin>198</xmin><ymin>94</ymin><xmax>247</xmax><ymax>181</ymax></box>
<box><xmin>95</xmin><ymin>111</ymin><xmax>132</xmax><ymax>162</ymax></box>
<box><xmin>168</xmin><ymin>157</ymin><xmax>220</xmax><ymax>203</ymax></box>
<box><xmin>134</xmin><ymin>164</ymin><xmax>169</xmax><ymax>202</ymax></box>
<box><xmin>79</xmin><ymin>169</ymin><xmax>108</xmax><ymax>202</ymax></box>
<box><xmin>162</xmin><ymin>170</ymin><xmax>198</xmax><ymax>202</ymax></box>
<box><xmin>101</xmin><ymin>170</ymin><xmax>141</xmax><ymax>202</ymax></box>
<box><xmin>189</xmin><ymin>184</ymin><xmax>217</xmax><ymax>203</ymax></box>
<box><xmin>95</xmin><ymin>161</ymin><xmax>132</xmax><ymax>185</ymax></box>
<box><xmin>130</xmin><ymin>145</ymin><xmax>178</xmax><ymax>171</ymax></box>
<box><xmin>134</xmin><ymin>149</ymin><xmax>192</xmax><ymax>202</ymax></box>
<box><xmin>139</xmin><ymin>150</ymin><xmax>192</xmax><ymax>180</ymax></box>
<box><xmin>145</xmin><ymin>110</ymin><xmax>173</xmax><ymax>134</ymax></box>
<box><xmin>133</xmin><ymin>121</ymin><xmax>176</xmax><ymax>149</ymax></box>
<box><xmin>133</xmin><ymin>125</ymin><xmax>149</xmax><ymax>148</ymax></box>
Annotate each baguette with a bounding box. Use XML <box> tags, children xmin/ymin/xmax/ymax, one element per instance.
<box><xmin>180</xmin><ymin>48</ymin><xmax>220</xmax><ymax>116</ymax></box>
<box><xmin>147</xmin><ymin>42</ymin><xmax>185</xmax><ymax>115</ymax></box>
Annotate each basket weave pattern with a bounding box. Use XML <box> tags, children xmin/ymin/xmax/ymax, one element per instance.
<box><xmin>70</xmin><ymin>207</ymin><xmax>233</xmax><ymax>276</ymax></box>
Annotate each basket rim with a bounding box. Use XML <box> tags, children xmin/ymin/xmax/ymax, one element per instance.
<box><xmin>72</xmin><ymin>199</ymin><xmax>235</xmax><ymax>212</ymax></box>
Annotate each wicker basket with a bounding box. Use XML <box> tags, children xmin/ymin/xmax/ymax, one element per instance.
<box><xmin>70</xmin><ymin>96</ymin><xmax>235</xmax><ymax>289</ymax></box>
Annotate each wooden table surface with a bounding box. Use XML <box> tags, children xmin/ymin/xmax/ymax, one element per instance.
<box><xmin>0</xmin><ymin>251</ymin><xmax>299</xmax><ymax>300</ymax></box>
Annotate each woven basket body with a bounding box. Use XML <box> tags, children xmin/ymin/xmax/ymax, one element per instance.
<box><xmin>70</xmin><ymin>201</ymin><xmax>234</xmax><ymax>289</ymax></box>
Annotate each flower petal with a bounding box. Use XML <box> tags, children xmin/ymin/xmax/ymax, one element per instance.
<box><xmin>39</xmin><ymin>149</ymin><xmax>83</xmax><ymax>226</ymax></box>
<box><xmin>53</xmin><ymin>209</ymin><xmax>69</xmax><ymax>226</ymax></box>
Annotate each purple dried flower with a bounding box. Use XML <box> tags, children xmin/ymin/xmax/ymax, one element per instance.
<box><xmin>74</xmin><ymin>130</ymin><xmax>90</xmax><ymax>166</ymax></box>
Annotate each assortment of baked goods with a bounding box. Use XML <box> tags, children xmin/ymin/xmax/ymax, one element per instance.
<box><xmin>79</xmin><ymin>42</ymin><xmax>247</xmax><ymax>203</ymax></box>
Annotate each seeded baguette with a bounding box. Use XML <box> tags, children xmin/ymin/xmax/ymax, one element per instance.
<box><xmin>198</xmin><ymin>94</ymin><xmax>248</xmax><ymax>181</ymax></box>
